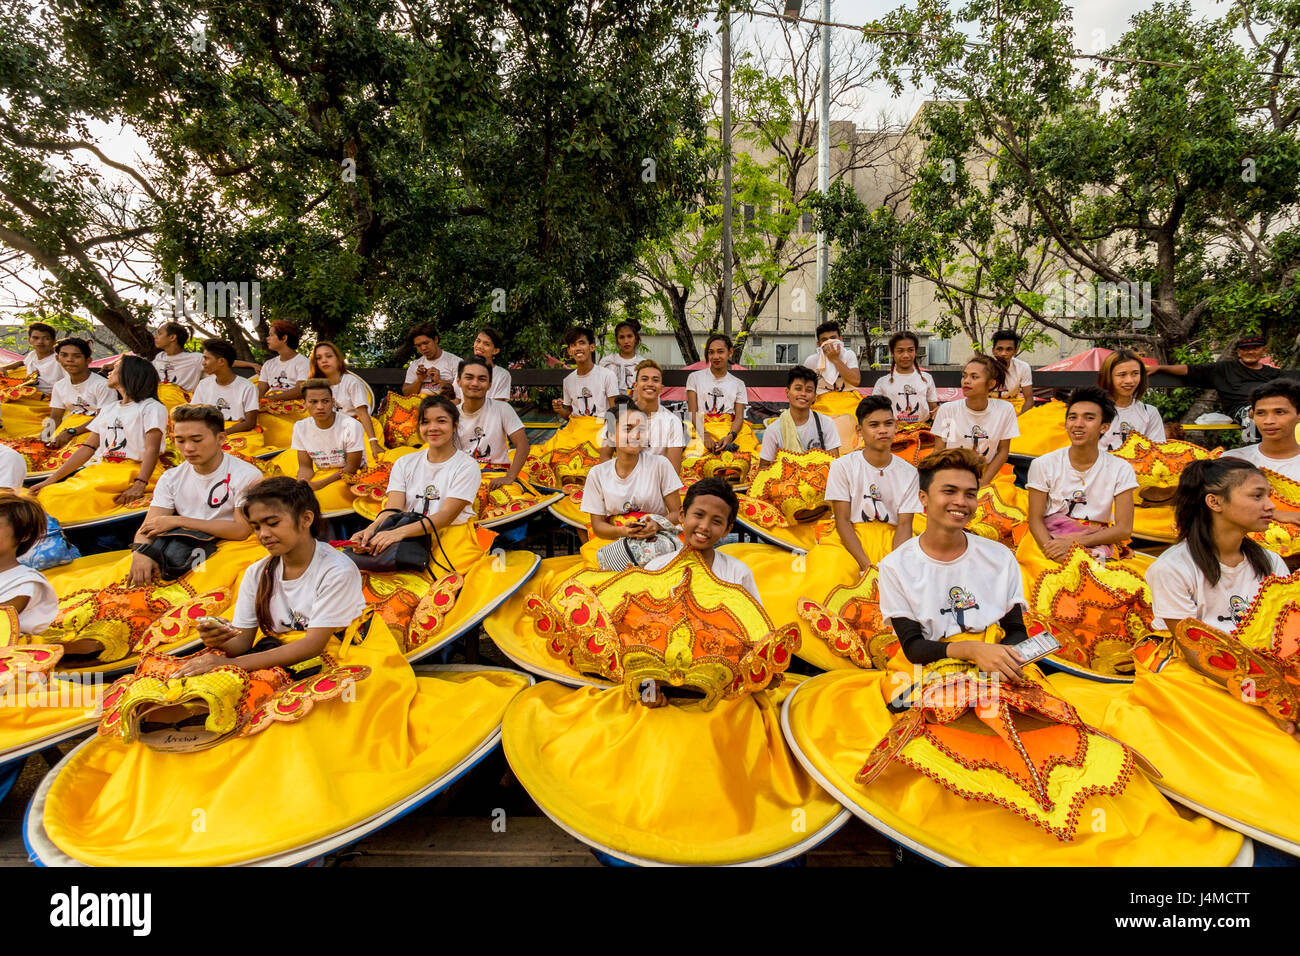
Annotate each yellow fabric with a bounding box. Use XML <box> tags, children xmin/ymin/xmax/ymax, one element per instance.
<box><xmin>37</xmin><ymin>458</ymin><xmax>166</xmax><ymax>527</ymax></box>
<box><xmin>40</xmin><ymin>622</ymin><xmax>530</xmax><ymax>866</ymax></box>
<box><xmin>1009</xmin><ymin>400</ymin><xmax>1069</xmax><ymax>457</ymax></box>
<box><xmin>684</xmin><ymin>417</ymin><xmax>760</xmax><ymax>458</ymax></box>
<box><xmin>1015</xmin><ymin>531</ymin><xmax>1155</xmax><ymax>600</ymax></box>
<box><xmin>784</xmin><ymin>669</ymin><xmax>1245</xmax><ymax>865</ymax></box>
<box><xmin>502</xmin><ymin>676</ymin><xmax>844</xmax><ymax>864</ymax></box>
<box><xmin>1050</xmin><ymin>657</ymin><xmax>1300</xmax><ymax>851</ymax></box>
<box><xmin>722</xmin><ymin>522</ymin><xmax>900</xmax><ymax>672</ymax></box>
<box><xmin>157</xmin><ymin>384</ymin><xmax>190</xmax><ymax>411</ymax></box>
<box><xmin>0</xmin><ymin>393</ymin><xmax>53</xmax><ymax>439</ymax></box>
<box><xmin>549</xmin><ymin>493</ymin><xmax>589</xmax><ymax>530</ymax></box>
<box><xmin>270</xmin><ymin>447</ymin><xmax>365</xmax><ymax>515</ymax></box>
<box><xmin>257</xmin><ymin>407</ymin><xmax>305</xmax><ymax>450</ymax></box>
<box><xmin>483</xmin><ymin>554</ymin><xmax>598</xmax><ymax>683</ymax></box>
<box><xmin>533</xmin><ymin>415</ymin><xmax>605</xmax><ymax>457</ymax></box>
<box><xmin>1131</xmin><ymin>503</ymin><xmax>1178</xmax><ymax>543</ymax></box>
<box><xmin>219</xmin><ymin>425</ymin><xmax>277</xmax><ymax>459</ymax></box>
<box><xmin>810</xmin><ymin>390</ymin><xmax>863</xmax><ymax>417</ymax></box>
<box><xmin>0</xmin><ymin>676</ymin><xmax>103</xmax><ymax>761</ymax></box>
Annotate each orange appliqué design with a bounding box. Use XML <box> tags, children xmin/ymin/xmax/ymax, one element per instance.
<box><xmin>968</xmin><ymin>484</ymin><xmax>1028</xmax><ymax>549</ymax></box>
<box><xmin>361</xmin><ymin>570</ymin><xmax>464</xmax><ymax>653</ymax></box>
<box><xmin>890</xmin><ymin>423</ymin><xmax>936</xmax><ymax>467</ymax></box>
<box><xmin>0</xmin><ymin>607</ymin><xmax>64</xmax><ymax>690</ymax></box>
<box><xmin>521</xmin><ymin>442</ymin><xmax>602</xmax><ymax>492</ymax></box>
<box><xmin>796</xmin><ymin>570</ymin><xmax>898</xmax><ymax>669</ymax></box>
<box><xmin>377</xmin><ymin>393</ymin><xmax>425</xmax><ymax>448</ymax></box>
<box><xmin>1112</xmin><ymin>432</ymin><xmax>1220</xmax><ymax>504</ymax></box>
<box><xmin>737</xmin><ymin>450</ymin><xmax>835</xmax><ymax>528</ymax></box>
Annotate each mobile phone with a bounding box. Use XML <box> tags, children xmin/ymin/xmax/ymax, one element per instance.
<box><xmin>196</xmin><ymin>616</ymin><xmax>231</xmax><ymax>629</ymax></box>
<box><xmin>1012</xmin><ymin>631</ymin><xmax>1062</xmax><ymax>665</ymax></box>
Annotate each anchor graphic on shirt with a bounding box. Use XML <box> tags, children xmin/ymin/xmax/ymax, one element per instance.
<box><xmin>575</xmin><ymin>386</ymin><xmax>595</xmax><ymax>417</ymax></box>
<box><xmin>705</xmin><ymin>386</ymin><xmax>727</xmax><ymax>414</ymax></box>
<box><xmin>419</xmin><ymin>482</ymin><xmax>441</xmax><ymax>515</ymax></box>
<box><xmin>103</xmin><ymin>418</ymin><xmax>128</xmax><ymax>455</ymax></box>
<box><xmin>160</xmin><ymin>365</ymin><xmax>178</xmax><ymax>384</ymax></box>
<box><xmin>859</xmin><ymin>483</ymin><xmax>887</xmax><ymax>523</ymax></box>
<box><xmin>1216</xmin><ymin>595</ymin><xmax>1250</xmax><ymax>627</ymax></box>
<box><xmin>901</xmin><ymin>384</ymin><xmax>919</xmax><ymax>418</ymax></box>
<box><xmin>1107</xmin><ymin>420</ymin><xmax>1134</xmax><ymax>451</ymax></box>
<box><xmin>279</xmin><ymin>610</ymin><xmax>309</xmax><ymax>631</ymax></box>
<box><xmin>939</xmin><ymin>586</ymin><xmax>980</xmax><ymax>632</ymax></box>
<box><xmin>466</xmin><ymin>426</ymin><xmax>492</xmax><ymax>461</ymax></box>
<box><xmin>962</xmin><ymin>424</ymin><xmax>989</xmax><ymax>455</ymax></box>
<box><xmin>216</xmin><ymin>397</ymin><xmax>231</xmax><ymax>417</ymax></box>
<box><xmin>1064</xmin><ymin>489</ymin><xmax>1088</xmax><ymax>518</ymax></box>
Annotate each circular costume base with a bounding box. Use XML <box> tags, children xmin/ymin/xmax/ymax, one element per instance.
<box><xmin>733</xmin><ymin>517</ymin><xmax>818</xmax><ymax>552</ymax></box>
<box><xmin>1040</xmin><ymin>656</ymin><xmax>1135</xmax><ymax>685</ymax></box>
<box><xmin>547</xmin><ymin>498</ymin><xmax>588</xmax><ymax>531</ymax></box>
<box><xmin>50</xmin><ymin>636</ymin><xmax>203</xmax><ymax>682</ymax></box>
<box><xmin>1156</xmin><ymin>787</ymin><xmax>1300</xmax><ymax>859</ymax></box>
<box><xmin>25</xmin><ymin>664</ymin><xmax>533</xmax><ymax>867</ymax></box>
<box><xmin>780</xmin><ymin>670</ymin><xmax>1252</xmax><ymax>867</ymax></box>
<box><xmin>0</xmin><ymin>759</ymin><xmax>18</xmax><ymax>804</ymax></box>
<box><xmin>479</xmin><ymin>491</ymin><xmax>564</xmax><ymax>530</ymax></box>
<box><xmin>53</xmin><ymin>507</ymin><xmax>151</xmax><ymax>531</ymax></box>
<box><xmin>405</xmin><ymin>551</ymin><xmax>541</xmax><ymax>666</ymax></box>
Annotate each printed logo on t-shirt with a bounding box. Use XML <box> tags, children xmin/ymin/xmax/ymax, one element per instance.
<box><xmin>620</xmin><ymin>365</ymin><xmax>635</xmax><ymax>391</ymax></box>
<box><xmin>1216</xmin><ymin>595</ymin><xmax>1250</xmax><ymax>627</ymax></box>
<box><xmin>272</xmin><ymin>371</ymin><xmax>293</xmax><ymax>390</ymax></box>
<box><xmin>1064</xmin><ymin>489</ymin><xmax>1087</xmax><ymax>518</ymax></box>
<box><xmin>215</xmin><ymin>397</ymin><xmax>231</xmax><ymax>417</ymax></box>
<box><xmin>1107</xmin><ymin>420</ymin><xmax>1134</xmax><ymax>451</ymax></box>
<box><xmin>704</xmin><ymin>386</ymin><xmax>727</xmax><ymax>414</ymax></box>
<box><xmin>575</xmin><ymin>386</ymin><xmax>596</xmax><ymax>417</ymax></box>
<box><xmin>280</xmin><ymin>609</ymin><xmax>309</xmax><ymax>631</ymax></box>
<box><xmin>901</xmin><ymin>384</ymin><xmax>919</xmax><ymax>418</ymax></box>
<box><xmin>416</xmin><ymin>482</ymin><xmax>441</xmax><ymax>515</ymax></box>
<box><xmin>311</xmin><ymin>446</ymin><xmax>346</xmax><ymax>469</ymax></box>
<box><xmin>859</xmin><ymin>483</ymin><xmax>887</xmax><ymax>523</ymax></box>
<box><xmin>159</xmin><ymin>364</ymin><xmax>178</xmax><ymax>384</ymax></box>
<box><xmin>208</xmin><ymin>473</ymin><xmax>233</xmax><ymax>509</ymax></box>
<box><xmin>963</xmin><ymin>424</ymin><xmax>990</xmax><ymax>455</ymax></box>
<box><xmin>465</xmin><ymin>426</ymin><xmax>492</xmax><ymax>461</ymax></box>
<box><xmin>103</xmin><ymin>417</ymin><xmax>128</xmax><ymax>456</ymax></box>
<box><xmin>939</xmin><ymin>586</ymin><xmax>980</xmax><ymax>632</ymax></box>
<box><xmin>71</xmin><ymin>397</ymin><xmax>93</xmax><ymax>415</ymax></box>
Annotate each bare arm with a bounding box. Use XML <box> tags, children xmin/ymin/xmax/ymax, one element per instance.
<box><xmin>832</xmin><ymin>500</ymin><xmax>872</xmax><ymax>574</ymax></box>
<box><xmin>980</xmin><ymin>439</ymin><xmax>1011</xmax><ymax>486</ymax></box>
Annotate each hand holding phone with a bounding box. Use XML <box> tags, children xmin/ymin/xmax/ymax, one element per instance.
<box><xmin>1011</xmin><ymin>630</ymin><xmax>1062</xmax><ymax>666</ymax></box>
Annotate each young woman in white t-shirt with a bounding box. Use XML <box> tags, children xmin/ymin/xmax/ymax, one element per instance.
<box><xmin>31</xmin><ymin>355</ymin><xmax>168</xmax><ymax>521</ymax></box>
<box><xmin>1097</xmin><ymin>348</ymin><xmax>1166</xmax><ymax>452</ymax></box>
<box><xmin>582</xmin><ymin>399</ymin><xmax>683</xmax><ymax>543</ymax></box>
<box><xmin>876</xmin><ymin>447</ymin><xmax>1032</xmax><ymax>682</ymax></box>
<box><xmin>990</xmin><ymin>329</ymin><xmax>1035</xmax><ymax>413</ymax></box>
<box><xmin>686</xmin><ymin>333</ymin><xmax>748</xmax><ymax>453</ymax></box>
<box><xmin>180</xmin><ymin>476</ymin><xmax>365</xmax><ymax>680</ymax></box>
<box><xmin>257</xmin><ymin>320</ymin><xmax>312</xmax><ymax>398</ymax></box>
<box><xmin>0</xmin><ymin>491</ymin><xmax>58</xmax><ymax>633</ymax></box>
<box><xmin>598</xmin><ymin>360</ymin><xmax>687</xmax><ymax>471</ymax></box>
<box><xmin>310</xmin><ymin>341</ymin><xmax>382</xmax><ymax>459</ymax></box>
<box><xmin>599</xmin><ymin>319</ymin><xmax>642</xmax><ymax>393</ymax></box>
<box><xmin>871</xmin><ymin>331</ymin><xmax>938</xmax><ymax>424</ymax></box>
<box><xmin>931</xmin><ymin>354</ymin><xmax>1019</xmax><ymax>486</ymax></box>
<box><xmin>350</xmin><ymin>395</ymin><xmax>487</xmax><ymax>571</ymax></box>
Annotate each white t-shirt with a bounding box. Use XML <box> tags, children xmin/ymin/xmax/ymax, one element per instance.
<box><xmin>825</xmin><ymin>453</ymin><xmax>921</xmax><ymax>525</ymax></box>
<box><xmin>931</xmin><ymin>399</ymin><xmax>1020</xmax><ymax>459</ymax></box>
<box><xmin>1223</xmin><ymin>443</ymin><xmax>1300</xmax><ymax>482</ymax></box>
<box><xmin>88</xmin><ymin>399</ymin><xmax>169</xmax><ymax>462</ymax></box>
<box><xmin>1026</xmin><ymin>447</ymin><xmax>1139</xmax><ymax>524</ymax></box>
<box><xmin>150</xmin><ymin>452</ymin><xmax>264</xmax><ymax>522</ymax></box>
<box><xmin>453</xmin><ymin>365</ymin><xmax>512</xmax><ymax>402</ymax></box>
<box><xmin>50</xmin><ymin>373</ymin><xmax>114</xmax><ymax>417</ymax></box>
<box><xmin>1146</xmin><ymin>540</ymin><xmax>1288</xmax><ymax>631</ymax></box>
<box><xmin>803</xmin><ymin>342</ymin><xmax>860</xmax><ymax>393</ymax></box>
<box><xmin>191</xmin><ymin>375</ymin><xmax>259</xmax><ymax>423</ymax></box>
<box><xmin>645</xmin><ymin>550</ymin><xmax>760</xmax><ymax>602</ymax></box>
<box><xmin>153</xmin><ymin>351</ymin><xmax>205</xmax><ymax>391</ymax></box>
<box><xmin>599</xmin><ymin>406</ymin><xmax>687</xmax><ymax>457</ymax></box>
<box><xmin>563</xmin><ymin>366</ymin><xmax>620</xmax><ymax>418</ymax></box>
<box><xmin>878</xmin><ymin>533</ymin><xmax>1026</xmax><ymax>640</ymax></box>
<box><xmin>404</xmin><ymin>351</ymin><xmax>462</xmax><ymax>394</ymax></box>
<box><xmin>871</xmin><ymin>369</ymin><xmax>938</xmax><ymax>424</ymax></box>
<box><xmin>291</xmin><ymin>414</ymin><xmax>366</xmax><ymax>470</ymax></box>
<box><xmin>457</xmin><ymin>400</ymin><xmax>524</xmax><ymax>466</ymax></box>
<box><xmin>580</xmin><ymin>452</ymin><xmax>684</xmax><ymax>517</ymax></box>
<box><xmin>759</xmin><ymin>412</ymin><xmax>842</xmax><ymax>459</ymax></box>
<box><xmin>387</xmin><ymin>449</ymin><xmax>482</xmax><ymax>524</ymax></box>
<box><xmin>993</xmin><ymin>356</ymin><xmax>1034</xmax><ymax>400</ymax></box>
<box><xmin>261</xmin><ymin>353</ymin><xmax>311</xmax><ymax>392</ymax></box>
<box><xmin>600</xmin><ymin>353</ymin><xmax>640</xmax><ymax>393</ymax></box>
<box><xmin>0</xmin><ymin>445</ymin><xmax>25</xmax><ymax>489</ymax></box>
<box><xmin>331</xmin><ymin>373</ymin><xmax>372</xmax><ymax>418</ymax></box>
<box><xmin>232</xmin><ymin>540</ymin><xmax>365</xmax><ymax>633</ymax></box>
<box><xmin>686</xmin><ymin>370</ymin><xmax>747</xmax><ymax>416</ymax></box>
<box><xmin>1101</xmin><ymin>401</ymin><xmax>1166</xmax><ymax>452</ymax></box>
<box><xmin>0</xmin><ymin>564</ymin><xmax>58</xmax><ymax>633</ymax></box>
<box><xmin>23</xmin><ymin>352</ymin><xmax>65</xmax><ymax>394</ymax></box>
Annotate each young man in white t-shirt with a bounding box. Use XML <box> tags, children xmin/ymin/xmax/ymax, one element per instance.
<box><xmin>291</xmin><ymin>379</ymin><xmax>365</xmax><ymax>492</ymax></box>
<box><xmin>452</xmin><ymin>327</ymin><xmax>512</xmax><ymax>402</ymax></box>
<box><xmin>1025</xmin><ymin>387</ymin><xmax>1139</xmax><ymax>561</ymax></box>
<box><xmin>258</xmin><ymin>320</ymin><xmax>311</xmax><ymax>397</ymax></box>
<box><xmin>46</xmin><ymin>337</ymin><xmax>114</xmax><ymax>447</ymax></box>
<box><xmin>1224</xmin><ymin>380</ymin><xmax>1300</xmax><ymax>497</ymax></box>
<box><xmin>872</xmin><ymin>331</ymin><xmax>939</xmax><ymax>424</ymax></box>
<box><xmin>802</xmin><ymin>320</ymin><xmax>861</xmax><ymax>394</ymax></box>
<box><xmin>759</xmin><ymin>366</ymin><xmax>841</xmax><ymax>467</ymax></box>
<box><xmin>1</xmin><ymin>322</ymin><xmax>65</xmax><ymax>394</ymax></box>
<box><xmin>825</xmin><ymin>395</ymin><xmax>922</xmax><ymax>572</ymax></box>
<box><xmin>129</xmin><ymin>404</ymin><xmax>263</xmax><ymax>584</ymax></box>
<box><xmin>686</xmin><ymin>333</ymin><xmax>748</xmax><ymax>453</ymax></box>
<box><xmin>991</xmin><ymin>329</ymin><xmax>1035</xmax><ymax>414</ymax></box>
<box><xmin>401</xmin><ymin>323</ymin><xmax>461</xmax><ymax>397</ymax></box>
<box><xmin>191</xmin><ymin>339</ymin><xmax>260</xmax><ymax>436</ymax></box>
<box><xmin>152</xmin><ymin>322</ymin><xmax>206</xmax><ymax>392</ymax></box>
<box><xmin>876</xmin><ymin>447</ymin><xmax>1032</xmax><ymax>681</ymax></box>
<box><xmin>552</xmin><ymin>325</ymin><xmax>619</xmax><ymax>420</ymax></box>
<box><xmin>645</xmin><ymin>477</ymin><xmax>760</xmax><ymax>599</ymax></box>
<box><xmin>456</xmin><ymin>356</ymin><xmax>528</xmax><ymax>490</ymax></box>
<box><xmin>598</xmin><ymin>359</ymin><xmax>687</xmax><ymax>470</ymax></box>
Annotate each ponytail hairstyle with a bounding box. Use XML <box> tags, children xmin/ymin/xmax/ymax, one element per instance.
<box><xmin>965</xmin><ymin>353</ymin><xmax>1007</xmax><ymax>393</ymax></box>
<box><xmin>418</xmin><ymin>394</ymin><xmax>460</xmax><ymax>446</ymax></box>
<box><xmin>614</xmin><ymin>318</ymin><xmax>642</xmax><ymax>348</ymax></box>
<box><xmin>240</xmin><ymin>477</ymin><xmax>327</xmax><ymax>636</ymax></box>
<box><xmin>887</xmin><ymin>330</ymin><xmax>922</xmax><ymax>384</ymax></box>
<box><xmin>1098</xmin><ymin>349</ymin><xmax>1149</xmax><ymax>401</ymax></box>
<box><xmin>1173</xmin><ymin>459</ymin><xmax>1275</xmax><ymax>587</ymax></box>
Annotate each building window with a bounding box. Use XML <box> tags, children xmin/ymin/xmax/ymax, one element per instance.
<box><xmin>775</xmin><ymin>342</ymin><xmax>800</xmax><ymax>365</ymax></box>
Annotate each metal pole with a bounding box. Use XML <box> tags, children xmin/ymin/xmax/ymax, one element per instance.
<box><xmin>816</xmin><ymin>0</ymin><xmax>830</xmax><ymax>325</ymax></box>
<box><xmin>721</xmin><ymin>4</ymin><xmax>733</xmax><ymax>337</ymax></box>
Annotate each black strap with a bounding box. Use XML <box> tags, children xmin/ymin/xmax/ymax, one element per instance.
<box><xmin>812</xmin><ymin>411</ymin><xmax>825</xmax><ymax>450</ymax></box>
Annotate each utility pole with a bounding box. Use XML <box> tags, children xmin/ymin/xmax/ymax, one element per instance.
<box><xmin>816</xmin><ymin>0</ymin><xmax>830</xmax><ymax>325</ymax></box>
<box><xmin>721</xmin><ymin>3</ymin><xmax>733</xmax><ymax>337</ymax></box>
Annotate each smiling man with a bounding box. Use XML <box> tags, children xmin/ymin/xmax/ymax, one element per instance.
<box><xmin>1154</xmin><ymin>335</ymin><xmax>1300</xmax><ymax>423</ymax></box>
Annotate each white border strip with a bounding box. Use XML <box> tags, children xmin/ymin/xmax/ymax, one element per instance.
<box><xmin>1156</xmin><ymin>785</ymin><xmax>1297</xmax><ymax>858</ymax></box>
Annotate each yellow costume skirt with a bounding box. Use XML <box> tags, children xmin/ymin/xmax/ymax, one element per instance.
<box><xmin>32</xmin><ymin>621</ymin><xmax>531</xmax><ymax>866</ymax></box>
<box><xmin>811</xmin><ymin>390</ymin><xmax>865</xmax><ymax>453</ymax></box>
<box><xmin>1050</xmin><ymin>658</ymin><xmax>1300</xmax><ymax>854</ymax></box>
<box><xmin>782</xmin><ymin>669</ymin><xmax>1247</xmax><ymax>865</ymax></box>
<box><xmin>0</xmin><ymin>413</ymin><xmax>95</xmax><ymax>478</ymax></box>
<box><xmin>37</xmin><ymin>458</ymin><xmax>166</xmax><ymax>527</ymax></box>
<box><xmin>270</xmin><ymin>445</ymin><xmax>410</xmax><ymax>516</ymax></box>
<box><xmin>548</xmin><ymin>493</ymin><xmax>588</xmax><ymax>530</ymax></box>
<box><xmin>1009</xmin><ymin>400</ymin><xmax>1068</xmax><ymax>457</ymax></box>
<box><xmin>483</xmin><ymin>553</ymin><xmax>599</xmax><ymax>683</ymax></box>
<box><xmin>0</xmin><ymin>675</ymin><xmax>104</xmax><ymax>770</ymax></box>
<box><xmin>503</xmin><ymin>675</ymin><xmax>847</xmax><ymax>865</ymax></box>
<box><xmin>1015</xmin><ymin>529</ymin><xmax>1155</xmax><ymax>599</ymax></box>
<box><xmin>0</xmin><ymin>392</ymin><xmax>53</xmax><ymax>439</ymax></box>
<box><xmin>532</xmin><ymin>415</ymin><xmax>604</xmax><ymax>457</ymax></box>
<box><xmin>1131</xmin><ymin>504</ymin><xmax>1178</xmax><ymax>543</ymax></box>
<box><xmin>257</xmin><ymin>403</ymin><xmax>306</xmax><ymax>450</ymax></box>
<box><xmin>157</xmin><ymin>383</ymin><xmax>190</xmax><ymax>411</ymax></box>
<box><xmin>723</xmin><ymin>521</ymin><xmax>905</xmax><ymax>672</ymax></box>
<box><xmin>28</xmin><ymin>536</ymin><xmax>267</xmax><ymax>673</ymax></box>
<box><xmin>219</xmin><ymin>425</ymin><xmax>277</xmax><ymax>459</ymax></box>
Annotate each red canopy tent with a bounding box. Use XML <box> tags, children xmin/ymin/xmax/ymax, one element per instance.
<box><xmin>0</xmin><ymin>347</ymin><xmax>23</xmax><ymax>363</ymax></box>
<box><xmin>1037</xmin><ymin>347</ymin><xmax>1157</xmax><ymax>373</ymax></box>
